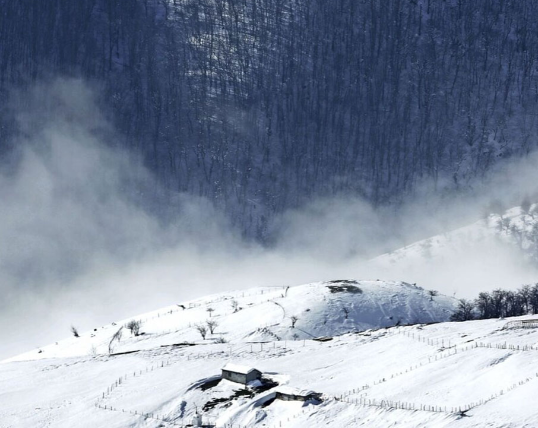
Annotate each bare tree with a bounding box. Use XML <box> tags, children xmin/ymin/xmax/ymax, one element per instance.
<box><xmin>230</xmin><ymin>299</ymin><xmax>239</xmax><ymax>313</ymax></box>
<box><xmin>450</xmin><ymin>299</ymin><xmax>475</xmax><ymax>321</ymax></box>
<box><xmin>71</xmin><ymin>325</ymin><xmax>80</xmax><ymax>338</ymax></box>
<box><xmin>207</xmin><ymin>307</ymin><xmax>215</xmax><ymax>317</ymax></box>
<box><xmin>125</xmin><ymin>320</ymin><xmax>142</xmax><ymax>336</ymax></box>
<box><xmin>510</xmin><ymin>224</ymin><xmax>523</xmax><ymax>247</ymax></box>
<box><xmin>290</xmin><ymin>316</ymin><xmax>299</xmax><ymax>328</ymax></box>
<box><xmin>89</xmin><ymin>344</ymin><xmax>98</xmax><ymax>357</ymax></box>
<box><xmin>195</xmin><ymin>324</ymin><xmax>208</xmax><ymax>340</ymax></box>
<box><xmin>519</xmin><ymin>284</ymin><xmax>532</xmax><ymax>314</ymax></box>
<box><xmin>206</xmin><ymin>319</ymin><xmax>218</xmax><ymax>334</ymax></box>
<box><xmin>531</xmin><ymin>284</ymin><xmax>538</xmax><ymax>314</ymax></box>
<box><xmin>497</xmin><ymin>217</ymin><xmax>511</xmax><ymax>232</ymax></box>
<box><xmin>108</xmin><ymin>327</ymin><xmax>123</xmax><ymax>354</ymax></box>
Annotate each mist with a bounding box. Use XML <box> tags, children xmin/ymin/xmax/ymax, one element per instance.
<box><xmin>2</xmin><ymin>79</ymin><xmax>538</xmax><ymax>360</ymax></box>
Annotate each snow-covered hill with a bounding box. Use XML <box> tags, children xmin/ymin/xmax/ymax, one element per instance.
<box><xmin>373</xmin><ymin>206</ymin><xmax>538</xmax><ymax>267</ymax></box>
<box><xmin>4</xmin><ymin>280</ymin><xmax>456</xmax><ymax>362</ymax></box>
<box><xmin>369</xmin><ymin>205</ymin><xmax>538</xmax><ymax>296</ymax></box>
<box><xmin>3</xmin><ymin>290</ymin><xmax>538</xmax><ymax>427</ymax></box>
<box><xmin>5</xmin><ymin>214</ymin><xmax>538</xmax><ymax>427</ymax></box>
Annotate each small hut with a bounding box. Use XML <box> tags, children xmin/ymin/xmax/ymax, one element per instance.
<box><xmin>274</xmin><ymin>386</ymin><xmax>322</xmax><ymax>402</ymax></box>
<box><xmin>221</xmin><ymin>363</ymin><xmax>262</xmax><ymax>385</ymax></box>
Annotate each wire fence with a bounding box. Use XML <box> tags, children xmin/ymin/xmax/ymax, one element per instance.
<box><xmin>129</xmin><ymin>287</ymin><xmax>288</xmax><ymax>325</ymax></box>
<box><xmin>93</xmin><ymin>321</ymin><xmax>538</xmax><ymax>425</ymax></box>
<box><xmin>398</xmin><ymin>326</ymin><xmax>538</xmax><ymax>352</ymax></box>
<box><xmin>94</xmin><ymin>339</ymin><xmax>304</xmax><ymax>427</ymax></box>
<box><xmin>334</xmin><ymin>328</ymin><xmax>538</xmax><ymax>416</ymax></box>
<box><xmin>335</xmin><ymin>372</ymin><xmax>538</xmax><ymax>416</ymax></box>
<box><xmin>334</xmin><ymin>395</ymin><xmax>462</xmax><ymax>415</ymax></box>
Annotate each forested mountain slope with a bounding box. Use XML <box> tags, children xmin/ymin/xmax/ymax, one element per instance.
<box><xmin>2</xmin><ymin>0</ymin><xmax>538</xmax><ymax>238</ymax></box>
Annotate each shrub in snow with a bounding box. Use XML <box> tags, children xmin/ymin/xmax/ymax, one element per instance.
<box><xmin>195</xmin><ymin>324</ymin><xmax>208</xmax><ymax>340</ymax></box>
<box><xmin>125</xmin><ymin>320</ymin><xmax>142</xmax><ymax>336</ymax></box>
<box><xmin>326</xmin><ymin>282</ymin><xmax>362</xmax><ymax>294</ymax></box>
<box><xmin>71</xmin><ymin>325</ymin><xmax>80</xmax><ymax>338</ymax></box>
<box><xmin>290</xmin><ymin>316</ymin><xmax>299</xmax><ymax>328</ymax></box>
<box><xmin>206</xmin><ymin>319</ymin><xmax>218</xmax><ymax>334</ymax></box>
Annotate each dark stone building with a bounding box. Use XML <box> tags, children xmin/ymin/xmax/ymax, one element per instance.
<box><xmin>221</xmin><ymin>363</ymin><xmax>262</xmax><ymax>385</ymax></box>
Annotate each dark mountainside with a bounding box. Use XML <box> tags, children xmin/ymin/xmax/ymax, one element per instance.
<box><xmin>2</xmin><ymin>0</ymin><xmax>538</xmax><ymax>239</ymax></box>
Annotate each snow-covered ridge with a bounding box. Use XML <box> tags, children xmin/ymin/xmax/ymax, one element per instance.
<box><xmin>4</xmin><ymin>280</ymin><xmax>538</xmax><ymax>427</ymax></box>
<box><xmin>4</xmin><ymin>279</ymin><xmax>457</xmax><ymax>363</ymax></box>
<box><xmin>372</xmin><ymin>205</ymin><xmax>538</xmax><ymax>267</ymax></box>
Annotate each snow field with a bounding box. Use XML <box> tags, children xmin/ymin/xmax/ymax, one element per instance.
<box><xmin>4</xmin><ymin>281</ymin><xmax>456</xmax><ymax>362</ymax></box>
<box><xmin>4</xmin><ymin>281</ymin><xmax>538</xmax><ymax>427</ymax></box>
<box><xmin>5</xmin><ymin>317</ymin><xmax>538</xmax><ymax>427</ymax></box>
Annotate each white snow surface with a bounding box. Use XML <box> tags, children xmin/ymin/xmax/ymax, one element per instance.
<box><xmin>222</xmin><ymin>363</ymin><xmax>259</xmax><ymax>375</ymax></box>
<box><xmin>3</xmin><ymin>280</ymin><xmax>537</xmax><ymax>427</ymax></box>
<box><xmin>273</xmin><ymin>385</ymin><xmax>318</xmax><ymax>396</ymax></box>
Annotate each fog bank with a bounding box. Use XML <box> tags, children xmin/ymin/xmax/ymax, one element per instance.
<box><xmin>2</xmin><ymin>79</ymin><xmax>538</xmax><ymax>359</ymax></box>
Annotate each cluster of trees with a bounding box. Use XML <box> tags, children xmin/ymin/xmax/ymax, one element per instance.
<box><xmin>451</xmin><ymin>284</ymin><xmax>538</xmax><ymax>321</ymax></box>
<box><xmin>194</xmin><ymin>319</ymin><xmax>218</xmax><ymax>339</ymax></box>
<box><xmin>487</xmin><ymin>201</ymin><xmax>538</xmax><ymax>262</ymax></box>
<box><xmin>126</xmin><ymin>319</ymin><xmax>142</xmax><ymax>336</ymax></box>
<box><xmin>3</xmin><ymin>1</ymin><xmax>538</xmax><ymax>239</ymax></box>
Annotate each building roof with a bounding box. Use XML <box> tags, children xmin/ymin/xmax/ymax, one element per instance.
<box><xmin>222</xmin><ymin>363</ymin><xmax>260</xmax><ymax>375</ymax></box>
<box><xmin>274</xmin><ymin>386</ymin><xmax>319</xmax><ymax>397</ymax></box>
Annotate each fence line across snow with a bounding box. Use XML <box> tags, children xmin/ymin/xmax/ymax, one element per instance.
<box><xmin>94</xmin><ymin>320</ymin><xmax>538</xmax><ymax>424</ymax></box>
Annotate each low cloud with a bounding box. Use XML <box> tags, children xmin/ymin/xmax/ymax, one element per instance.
<box><xmin>2</xmin><ymin>78</ymin><xmax>538</xmax><ymax>359</ymax></box>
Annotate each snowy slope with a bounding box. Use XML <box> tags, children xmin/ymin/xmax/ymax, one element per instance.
<box><xmin>4</xmin><ymin>310</ymin><xmax>538</xmax><ymax>427</ymax></box>
<box><xmin>4</xmin><ymin>213</ymin><xmax>538</xmax><ymax>427</ymax></box>
<box><xmin>4</xmin><ymin>280</ymin><xmax>456</xmax><ymax>362</ymax></box>
<box><xmin>372</xmin><ymin>205</ymin><xmax>538</xmax><ymax>268</ymax></box>
<box><xmin>369</xmin><ymin>205</ymin><xmax>538</xmax><ymax>297</ymax></box>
